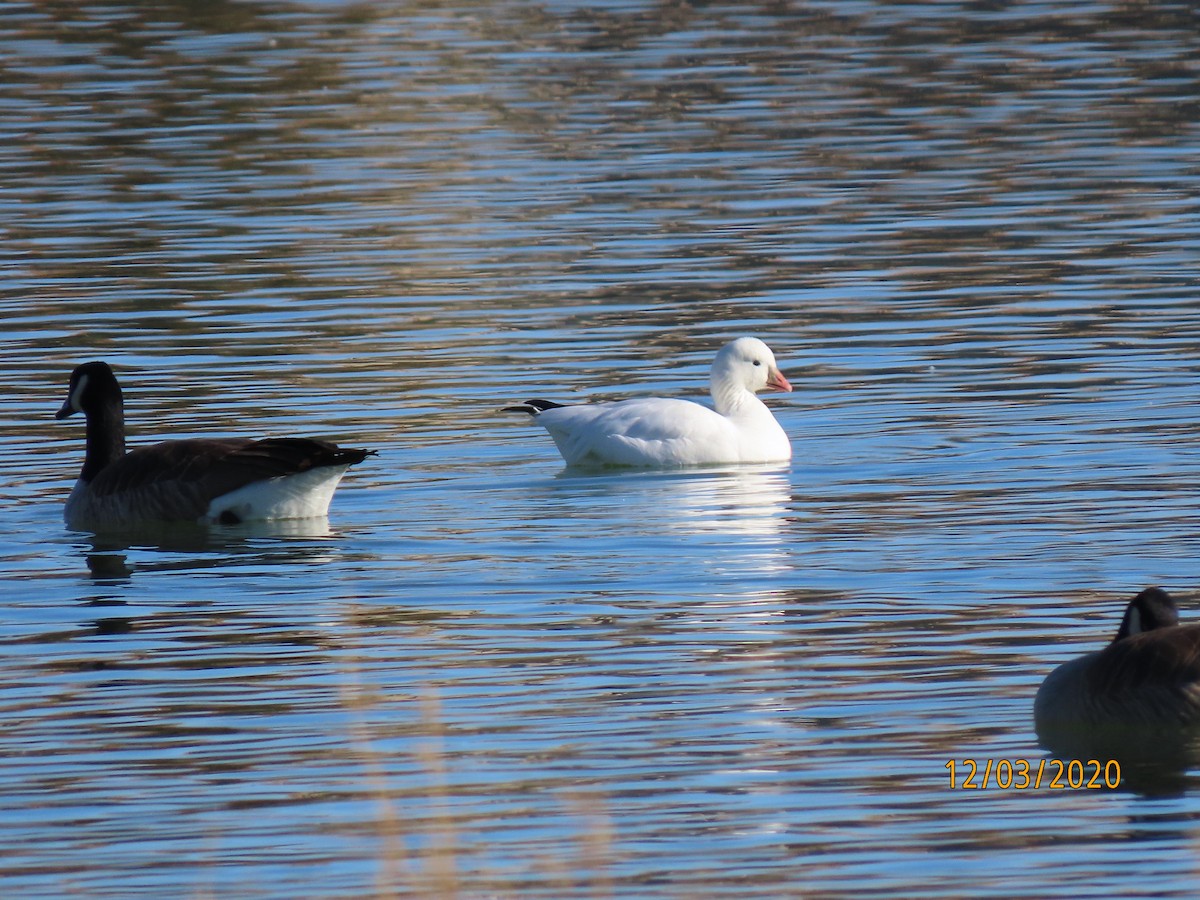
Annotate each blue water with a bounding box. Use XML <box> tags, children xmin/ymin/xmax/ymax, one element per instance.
<box><xmin>3</xmin><ymin>1</ymin><xmax>1200</xmax><ymax>897</ymax></box>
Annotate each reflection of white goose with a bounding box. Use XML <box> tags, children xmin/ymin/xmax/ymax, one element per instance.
<box><xmin>657</xmin><ymin>466</ymin><xmax>792</xmax><ymax>539</ymax></box>
<box><xmin>56</xmin><ymin>361</ymin><xmax>373</xmax><ymax>529</ymax></box>
<box><xmin>505</xmin><ymin>337</ymin><xmax>792</xmax><ymax>468</ymax></box>
<box><xmin>1035</xmin><ymin>587</ymin><xmax>1200</xmax><ymax>737</ymax></box>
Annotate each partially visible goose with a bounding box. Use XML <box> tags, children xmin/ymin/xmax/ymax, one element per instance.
<box><xmin>1034</xmin><ymin>587</ymin><xmax>1200</xmax><ymax>737</ymax></box>
<box><xmin>504</xmin><ymin>337</ymin><xmax>792</xmax><ymax>468</ymax></box>
<box><xmin>56</xmin><ymin>361</ymin><xmax>373</xmax><ymax>529</ymax></box>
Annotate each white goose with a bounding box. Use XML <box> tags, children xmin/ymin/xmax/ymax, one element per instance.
<box><xmin>505</xmin><ymin>337</ymin><xmax>792</xmax><ymax>468</ymax></box>
<box><xmin>56</xmin><ymin>361</ymin><xmax>373</xmax><ymax>529</ymax></box>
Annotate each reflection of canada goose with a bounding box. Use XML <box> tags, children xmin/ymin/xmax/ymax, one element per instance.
<box><xmin>56</xmin><ymin>361</ymin><xmax>372</xmax><ymax>529</ymax></box>
<box><xmin>504</xmin><ymin>337</ymin><xmax>792</xmax><ymax>467</ymax></box>
<box><xmin>1034</xmin><ymin>587</ymin><xmax>1200</xmax><ymax>733</ymax></box>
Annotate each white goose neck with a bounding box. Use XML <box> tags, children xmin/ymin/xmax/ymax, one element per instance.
<box><xmin>710</xmin><ymin>376</ymin><xmax>759</xmax><ymax>417</ymax></box>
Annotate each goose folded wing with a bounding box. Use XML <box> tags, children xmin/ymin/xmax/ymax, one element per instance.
<box><xmin>1090</xmin><ymin>627</ymin><xmax>1200</xmax><ymax>723</ymax></box>
<box><xmin>88</xmin><ymin>441</ymin><xmax>362</xmax><ymax>504</ymax></box>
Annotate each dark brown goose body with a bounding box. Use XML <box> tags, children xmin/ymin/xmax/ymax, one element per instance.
<box><xmin>1035</xmin><ymin>588</ymin><xmax>1200</xmax><ymax>750</ymax></box>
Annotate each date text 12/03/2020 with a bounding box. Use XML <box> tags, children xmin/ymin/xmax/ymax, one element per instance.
<box><xmin>945</xmin><ymin>759</ymin><xmax>1121</xmax><ymax>790</ymax></box>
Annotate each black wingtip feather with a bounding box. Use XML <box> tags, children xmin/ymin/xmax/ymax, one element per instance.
<box><xmin>502</xmin><ymin>399</ymin><xmax>567</xmax><ymax>416</ymax></box>
<box><xmin>338</xmin><ymin>447</ymin><xmax>375</xmax><ymax>467</ymax></box>
<box><xmin>242</xmin><ymin>438</ymin><xmax>374</xmax><ymax>472</ymax></box>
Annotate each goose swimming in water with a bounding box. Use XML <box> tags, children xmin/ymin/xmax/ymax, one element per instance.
<box><xmin>56</xmin><ymin>360</ymin><xmax>372</xmax><ymax>529</ymax></box>
<box><xmin>1035</xmin><ymin>587</ymin><xmax>1200</xmax><ymax>741</ymax></box>
<box><xmin>504</xmin><ymin>337</ymin><xmax>792</xmax><ymax>468</ymax></box>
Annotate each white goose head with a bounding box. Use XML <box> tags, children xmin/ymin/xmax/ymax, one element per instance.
<box><xmin>709</xmin><ymin>337</ymin><xmax>792</xmax><ymax>413</ymax></box>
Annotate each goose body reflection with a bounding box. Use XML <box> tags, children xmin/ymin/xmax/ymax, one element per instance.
<box><xmin>657</xmin><ymin>465</ymin><xmax>792</xmax><ymax>539</ymax></box>
<box><xmin>56</xmin><ymin>361</ymin><xmax>373</xmax><ymax>530</ymax></box>
<box><xmin>505</xmin><ymin>337</ymin><xmax>792</xmax><ymax>468</ymax></box>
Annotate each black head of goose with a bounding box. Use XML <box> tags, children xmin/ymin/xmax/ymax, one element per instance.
<box><xmin>1035</xmin><ymin>587</ymin><xmax>1200</xmax><ymax>744</ymax></box>
<box><xmin>56</xmin><ymin>361</ymin><xmax>373</xmax><ymax>529</ymax></box>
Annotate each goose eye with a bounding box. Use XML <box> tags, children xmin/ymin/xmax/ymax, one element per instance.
<box><xmin>752</xmin><ymin>360</ymin><xmax>761</xmax><ymax>366</ymax></box>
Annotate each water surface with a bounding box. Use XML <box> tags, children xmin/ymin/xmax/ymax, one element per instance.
<box><xmin>3</xmin><ymin>1</ymin><xmax>1200</xmax><ymax>897</ymax></box>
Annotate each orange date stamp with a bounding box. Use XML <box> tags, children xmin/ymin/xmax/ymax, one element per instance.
<box><xmin>945</xmin><ymin>758</ymin><xmax>1121</xmax><ymax>789</ymax></box>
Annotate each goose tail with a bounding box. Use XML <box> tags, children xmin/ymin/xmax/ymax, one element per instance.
<box><xmin>502</xmin><ymin>399</ymin><xmax>568</xmax><ymax>416</ymax></box>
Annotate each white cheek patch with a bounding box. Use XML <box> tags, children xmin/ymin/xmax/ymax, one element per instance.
<box><xmin>1128</xmin><ymin>606</ymin><xmax>1143</xmax><ymax>635</ymax></box>
<box><xmin>68</xmin><ymin>373</ymin><xmax>89</xmax><ymax>413</ymax></box>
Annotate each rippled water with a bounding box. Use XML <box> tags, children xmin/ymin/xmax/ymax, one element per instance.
<box><xmin>4</xmin><ymin>1</ymin><xmax>1200</xmax><ymax>897</ymax></box>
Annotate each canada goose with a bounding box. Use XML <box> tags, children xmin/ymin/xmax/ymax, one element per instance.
<box><xmin>56</xmin><ymin>361</ymin><xmax>373</xmax><ymax>529</ymax></box>
<box><xmin>1034</xmin><ymin>587</ymin><xmax>1200</xmax><ymax>737</ymax></box>
<box><xmin>504</xmin><ymin>337</ymin><xmax>792</xmax><ymax>467</ymax></box>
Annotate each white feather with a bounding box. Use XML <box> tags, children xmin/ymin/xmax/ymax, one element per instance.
<box><xmin>203</xmin><ymin>465</ymin><xmax>353</xmax><ymax>523</ymax></box>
